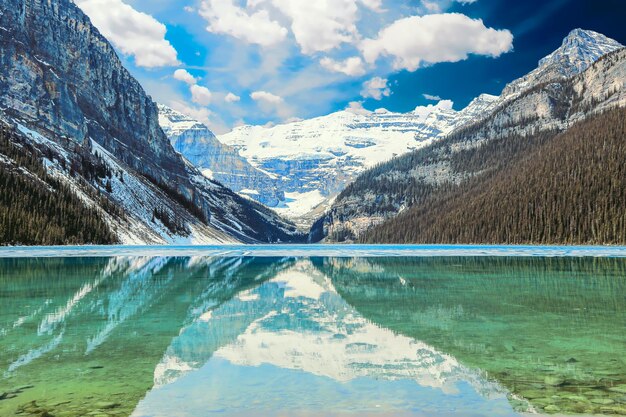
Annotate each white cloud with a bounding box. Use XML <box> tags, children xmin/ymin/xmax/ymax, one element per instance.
<box><xmin>320</xmin><ymin>56</ymin><xmax>366</xmax><ymax>76</ymax></box>
<box><xmin>199</xmin><ymin>0</ymin><xmax>288</xmax><ymax>46</ymax></box>
<box><xmin>225</xmin><ymin>92</ymin><xmax>241</xmax><ymax>103</ymax></box>
<box><xmin>173</xmin><ymin>69</ymin><xmax>197</xmax><ymax>85</ymax></box>
<box><xmin>423</xmin><ymin>93</ymin><xmax>442</xmax><ymax>101</ymax></box>
<box><xmin>74</xmin><ymin>0</ymin><xmax>179</xmax><ymax>68</ymax></box>
<box><xmin>250</xmin><ymin>90</ymin><xmax>289</xmax><ymax>117</ymax></box>
<box><xmin>190</xmin><ymin>84</ymin><xmax>213</xmax><ymax>105</ymax></box>
<box><xmin>169</xmin><ymin>101</ymin><xmax>213</xmax><ymax>126</ymax></box>
<box><xmin>360</xmin><ymin>77</ymin><xmax>391</xmax><ymax>100</ymax></box>
<box><xmin>360</xmin><ymin>13</ymin><xmax>513</xmax><ymax>71</ymax></box>
<box><xmin>271</xmin><ymin>0</ymin><xmax>360</xmax><ymax>54</ymax></box>
<box><xmin>413</xmin><ymin>99</ymin><xmax>454</xmax><ymax>119</ymax></box>
<box><xmin>345</xmin><ymin>101</ymin><xmax>372</xmax><ymax>115</ymax></box>
<box><xmin>250</xmin><ymin>91</ymin><xmax>284</xmax><ymax>104</ymax></box>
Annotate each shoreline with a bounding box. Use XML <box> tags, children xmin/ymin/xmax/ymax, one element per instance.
<box><xmin>2</xmin><ymin>244</ymin><xmax>626</xmax><ymax>258</ymax></box>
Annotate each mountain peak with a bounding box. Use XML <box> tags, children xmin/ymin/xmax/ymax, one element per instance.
<box><xmin>502</xmin><ymin>29</ymin><xmax>623</xmax><ymax>98</ymax></box>
<box><xmin>538</xmin><ymin>29</ymin><xmax>623</xmax><ymax>72</ymax></box>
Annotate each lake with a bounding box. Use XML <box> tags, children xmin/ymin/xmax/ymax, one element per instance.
<box><xmin>1</xmin><ymin>246</ymin><xmax>625</xmax><ymax>417</ymax></box>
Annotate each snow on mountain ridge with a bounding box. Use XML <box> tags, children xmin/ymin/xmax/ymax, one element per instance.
<box><xmin>502</xmin><ymin>29</ymin><xmax>623</xmax><ymax>98</ymax></box>
<box><xmin>539</xmin><ymin>29</ymin><xmax>624</xmax><ymax>73</ymax></box>
<box><xmin>191</xmin><ymin>29</ymin><xmax>619</xmax><ymax>227</ymax></box>
<box><xmin>218</xmin><ymin>98</ymin><xmax>494</xmax><ymax>224</ymax></box>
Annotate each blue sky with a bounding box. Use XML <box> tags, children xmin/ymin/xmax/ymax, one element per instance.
<box><xmin>75</xmin><ymin>0</ymin><xmax>625</xmax><ymax>133</ymax></box>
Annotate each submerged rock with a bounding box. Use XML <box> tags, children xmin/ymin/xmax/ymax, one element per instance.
<box><xmin>95</xmin><ymin>401</ymin><xmax>120</xmax><ymax>410</ymax></box>
<box><xmin>610</xmin><ymin>384</ymin><xmax>626</xmax><ymax>394</ymax></box>
<box><xmin>544</xmin><ymin>376</ymin><xmax>566</xmax><ymax>386</ymax></box>
<box><xmin>591</xmin><ymin>398</ymin><xmax>615</xmax><ymax>405</ymax></box>
<box><xmin>544</xmin><ymin>404</ymin><xmax>561</xmax><ymax>413</ymax></box>
<box><xmin>561</xmin><ymin>394</ymin><xmax>588</xmax><ymax>402</ymax></box>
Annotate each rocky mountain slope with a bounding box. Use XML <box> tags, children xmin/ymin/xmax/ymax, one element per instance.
<box><xmin>0</xmin><ymin>0</ymin><xmax>303</xmax><ymax>244</ymax></box>
<box><xmin>362</xmin><ymin>107</ymin><xmax>626</xmax><ymax>244</ymax></box>
<box><xmin>158</xmin><ymin>105</ymin><xmax>285</xmax><ymax>207</ymax></box>
<box><xmin>312</xmin><ymin>29</ymin><xmax>625</xmax><ymax>242</ymax></box>
<box><xmin>218</xmin><ymin>95</ymin><xmax>499</xmax><ymax>226</ymax></box>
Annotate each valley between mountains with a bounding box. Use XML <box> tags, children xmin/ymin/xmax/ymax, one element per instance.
<box><xmin>0</xmin><ymin>0</ymin><xmax>624</xmax><ymax>245</ymax></box>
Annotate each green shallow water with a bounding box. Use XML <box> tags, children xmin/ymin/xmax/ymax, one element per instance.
<box><xmin>0</xmin><ymin>254</ymin><xmax>624</xmax><ymax>417</ymax></box>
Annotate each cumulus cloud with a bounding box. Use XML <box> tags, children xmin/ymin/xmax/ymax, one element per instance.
<box><xmin>225</xmin><ymin>92</ymin><xmax>241</xmax><ymax>103</ymax></box>
<box><xmin>173</xmin><ymin>69</ymin><xmax>197</xmax><ymax>85</ymax></box>
<box><xmin>275</xmin><ymin>0</ymin><xmax>386</xmax><ymax>53</ymax></box>
<box><xmin>199</xmin><ymin>0</ymin><xmax>288</xmax><ymax>46</ymax></box>
<box><xmin>197</xmin><ymin>0</ymin><xmax>385</xmax><ymax>54</ymax></box>
<box><xmin>320</xmin><ymin>56</ymin><xmax>366</xmax><ymax>76</ymax></box>
<box><xmin>250</xmin><ymin>91</ymin><xmax>284</xmax><ymax>104</ymax></box>
<box><xmin>361</xmin><ymin>77</ymin><xmax>391</xmax><ymax>100</ymax></box>
<box><xmin>413</xmin><ymin>99</ymin><xmax>454</xmax><ymax>119</ymax></box>
<box><xmin>75</xmin><ymin>0</ymin><xmax>179</xmax><ymax>68</ymax></box>
<box><xmin>345</xmin><ymin>101</ymin><xmax>371</xmax><ymax>115</ymax></box>
<box><xmin>271</xmin><ymin>0</ymin><xmax>360</xmax><ymax>54</ymax></box>
<box><xmin>423</xmin><ymin>93</ymin><xmax>442</xmax><ymax>101</ymax></box>
<box><xmin>190</xmin><ymin>84</ymin><xmax>213</xmax><ymax>105</ymax></box>
<box><xmin>360</xmin><ymin>13</ymin><xmax>513</xmax><ymax>71</ymax></box>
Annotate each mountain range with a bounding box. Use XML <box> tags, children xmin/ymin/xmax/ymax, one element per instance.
<box><xmin>161</xmin><ymin>29</ymin><xmax>624</xmax><ymax>234</ymax></box>
<box><xmin>0</xmin><ymin>0</ymin><xmax>623</xmax><ymax>246</ymax></box>
<box><xmin>311</xmin><ymin>29</ymin><xmax>625</xmax><ymax>243</ymax></box>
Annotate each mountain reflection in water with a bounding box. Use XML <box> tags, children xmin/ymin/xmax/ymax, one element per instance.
<box><xmin>1</xmin><ymin>255</ymin><xmax>624</xmax><ymax>417</ymax></box>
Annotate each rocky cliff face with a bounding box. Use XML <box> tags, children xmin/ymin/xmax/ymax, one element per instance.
<box><xmin>158</xmin><ymin>105</ymin><xmax>285</xmax><ymax>207</ymax></box>
<box><xmin>0</xmin><ymin>0</ymin><xmax>186</xmax><ymax>190</ymax></box>
<box><xmin>314</xmin><ymin>30</ymin><xmax>625</xmax><ymax>242</ymax></box>
<box><xmin>0</xmin><ymin>0</ymin><xmax>302</xmax><ymax>244</ymax></box>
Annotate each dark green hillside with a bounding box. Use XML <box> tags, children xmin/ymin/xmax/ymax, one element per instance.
<box><xmin>0</xmin><ymin>126</ymin><xmax>118</xmax><ymax>245</ymax></box>
<box><xmin>362</xmin><ymin>107</ymin><xmax>626</xmax><ymax>244</ymax></box>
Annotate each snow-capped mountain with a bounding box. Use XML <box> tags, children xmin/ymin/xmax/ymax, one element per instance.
<box><xmin>502</xmin><ymin>29</ymin><xmax>623</xmax><ymax>98</ymax></box>
<box><xmin>218</xmin><ymin>96</ymin><xmax>499</xmax><ymax>225</ymax></box>
<box><xmin>158</xmin><ymin>105</ymin><xmax>285</xmax><ymax>207</ymax></box>
<box><xmin>314</xmin><ymin>29</ymin><xmax>625</xmax><ymax>242</ymax></box>
<box><xmin>211</xmin><ymin>29</ymin><xmax>623</xmax><ymax>229</ymax></box>
<box><xmin>0</xmin><ymin>0</ymin><xmax>303</xmax><ymax>244</ymax></box>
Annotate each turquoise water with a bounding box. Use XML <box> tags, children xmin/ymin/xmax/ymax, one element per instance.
<box><xmin>0</xmin><ymin>248</ymin><xmax>625</xmax><ymax>416</ymax></box>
